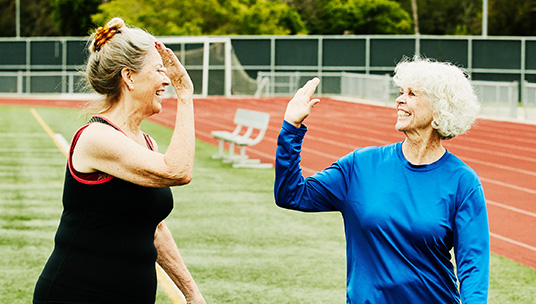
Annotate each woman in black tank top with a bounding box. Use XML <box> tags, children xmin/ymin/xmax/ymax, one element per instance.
<box><xmin>33</xmin><ymin>17</ymin><xmax>205</xmax><ymax>304</ymax></box>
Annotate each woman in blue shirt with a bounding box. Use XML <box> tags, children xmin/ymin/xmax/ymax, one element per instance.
<box><xmin>274</xmin><ymin>57</ymin><xmax>490</xmax><ymax>303</ymax></box>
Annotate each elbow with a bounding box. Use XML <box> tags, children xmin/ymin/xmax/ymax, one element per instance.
<box><xmin>179</xmin><ymin>171</ymin><xmax>193</xmax><ymax>185</ymax></box>
<box><xmin>274</xmin><ymin>189</ymin><xmax>291</xmax><ymax>209</ymax></box>
<box><xmin>162</xmin><ymin>166</ymin><xmax>193</xmax><ymax>186</ymax></box>
<box><xmin>172</xmin><ymin>168</ymin><xmax>193</xmax><ymax>186</ymax></box>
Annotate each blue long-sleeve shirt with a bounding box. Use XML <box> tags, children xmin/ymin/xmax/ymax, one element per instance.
<box><xmin>274</xmin><ymin>121</ymin><xmax>490</xmax><ymax>304</ymax></box>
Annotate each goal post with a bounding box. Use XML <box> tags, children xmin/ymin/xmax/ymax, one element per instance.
<box><xmin>158</xmin><ymin>36</ymin><xmax>233</xmax><ymax>98</ymax></box>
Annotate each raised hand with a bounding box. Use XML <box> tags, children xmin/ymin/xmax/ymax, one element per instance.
<box><xmin>284</xmin><ymin>77</ymin><xmax>321</xmax><ymax>128</ymax></box>
<box><xmin>155</xmin><ymin>41</ymin><xmax>194</xmax><ymax>100</ymax></box>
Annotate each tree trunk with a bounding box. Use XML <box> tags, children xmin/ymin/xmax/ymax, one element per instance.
<box><xmin>411</xmin><ymin>0</ymin><xmax>419</xmax><ymax>34</ymax></box>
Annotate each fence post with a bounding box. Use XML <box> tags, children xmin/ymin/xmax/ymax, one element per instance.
<box><xmin>17</xmin><ymin>71</ymin><xmax>23</xmax><ymax>94</ymax></box>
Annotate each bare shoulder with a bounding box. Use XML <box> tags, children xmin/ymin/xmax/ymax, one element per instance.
<box><xmin>72</xmin><ymin>123</ymin><xmax>130</xmax><ymax>173</ymax></box>
<box><xmin>76</xmin><ymin>123</ymin><xmax>127</xmax><ymax>153</ymax></box>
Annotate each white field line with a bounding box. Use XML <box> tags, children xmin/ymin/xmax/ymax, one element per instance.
<box><xmin>0</xmin><ymin>133</ymin><xmax>48</xmax><ymax>137</ymax></box>
<box><xmin>0</xmin><ymin>148</ymin><xmax>62</xmax><ymax>153</ymax></box>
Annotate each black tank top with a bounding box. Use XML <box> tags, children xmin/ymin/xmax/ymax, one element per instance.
<box><xmin>34</xmin><ymin>116</ymin><xmax>174</xmax><ymax>304</ymax></box>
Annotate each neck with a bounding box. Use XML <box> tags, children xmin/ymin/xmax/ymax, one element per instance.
<box><xmin>402</xmin><ymin>131</ymin><xmax>445</xmax><ymax>165</ymax></box>
<box><xmin>100</xmin><ymin>97</ymin><xmax>145</xmax><ymax>137</ymax></box>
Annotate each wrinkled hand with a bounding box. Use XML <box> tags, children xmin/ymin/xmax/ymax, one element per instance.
<box><xmin>155</xmin><ymin>40</ymin><xmax>194</xmax><ymax>99</ymax></box>
<box><xmin>284</xmin><ymin>77</ymin><xmax>320</xmax><ymax>128</ymax></box>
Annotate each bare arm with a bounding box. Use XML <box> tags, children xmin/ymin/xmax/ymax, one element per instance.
<box><xmin>72</xmin><ymin>41</ymin><xmax>195</xmax><ymax>187</ymax></box>
<box><xmin>155</xmin><ymin>222</ymin><xmax>205</xmax><ymax>304</ymax></box>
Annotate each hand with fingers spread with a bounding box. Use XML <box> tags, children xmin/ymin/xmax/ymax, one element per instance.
<box><xmin>155</xmin><ymin>41</ymin><xmax>194</xmax><ymax>100</ymax></box>
<box><xmin>284</xmin><ymin>77</ymin><xmax>321</xmax><ymax>128</ymax></box>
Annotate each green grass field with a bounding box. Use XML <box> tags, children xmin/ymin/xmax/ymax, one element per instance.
<box><xmin>1</xmin><ymin>105</ymin><xmax>535</xmax><ymax>303</ymax></box>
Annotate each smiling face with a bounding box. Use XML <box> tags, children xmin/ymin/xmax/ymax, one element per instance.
<box><xmin>395</xmin><ymin>86</ymin><xmax>435</xmax><ymax>135</ymax></box>
<box><xmin>130</xmin><ymin>46</ymin><xmax>171</xmax><ymax>115</ymax></box>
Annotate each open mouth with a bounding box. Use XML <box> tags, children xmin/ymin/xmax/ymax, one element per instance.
<box><xmin>397</xmin><ymin>110</ymin><xmax>411</xmax><ymax>118</ymax></box>
<box><xmin>155</xmin><ymin>89</ymin><xmax>165</xmax><ymax>97</ymax></box>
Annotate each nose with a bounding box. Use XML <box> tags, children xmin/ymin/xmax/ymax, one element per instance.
<box><xmin>162</xmin><ymin>72</ymin><xmax>171</xmax><ymax>86</ymax></box>
<box><xmin>396</xmin><ymin>94</ymin><xmax>407</xmax><ymax>105</ymax></box>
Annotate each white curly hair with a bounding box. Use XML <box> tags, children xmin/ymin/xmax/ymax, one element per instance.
<box><xmin>393</xmin><ymin>56</ymin><xmax>480</xmax><ymax>140</ymax></box>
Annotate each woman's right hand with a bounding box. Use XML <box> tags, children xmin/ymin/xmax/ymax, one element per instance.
<box><xmin>155</xmin><ymin>41</ymin><xmax>194</xmax><ymax>100</ymax></box>
<box><xmin>284</xmin><ymin>77</ymin><xmax>321</xmax><ymax>128</ymax></box>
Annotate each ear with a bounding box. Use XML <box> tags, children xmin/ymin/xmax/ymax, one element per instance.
<box><xmin>120</xmin><ymin>67</ymin><xmax>134</xmax><ymax>88</ymax></box>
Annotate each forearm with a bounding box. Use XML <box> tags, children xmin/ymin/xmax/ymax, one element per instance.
<box><xmin>155</xmin><ymin>41</ymin><xmax>195</xmax><ymax>184</ymax></box>
<box><xmin>155</xmin><ymin>222</ymin><xmax>204</xmax><ymax>303</ymax></box>
<box><xmin>163</xmin><ymin>97</ymin><xmax>195</xmax><ymax>183</ymax></box>
<box><xmin>274</xmin><ymin>121</ymin><xmax>308</xmax><ymax>209</ymax></box>
<box><xmin>455</xmin><ymin>186</ymin><xmax>490</xmax><ymax>303</ymax></box>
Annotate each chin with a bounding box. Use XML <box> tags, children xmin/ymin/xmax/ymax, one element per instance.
<box><xmin>395</xmin><ymin>122</ymin><xmax>406</xmax><ymax>132</ymax></box>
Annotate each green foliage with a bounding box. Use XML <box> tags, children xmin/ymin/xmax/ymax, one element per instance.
<box><xmin>92</xmin><ymin>0</ymin><xmax>307</xmax><ymax>35</ymax></box>
<box><xmin>488</xmin><ymin>0</ymin><xmax>536</xmax><ymax>36</ymax></box>
<box><xmin>394</xmin><ymin>0</ymin><xmax>482</xmax><ymax>35</ymax></box>
<box><xmin>50</xmin><ymin>0</ymin><xmax>101</xmax><ymax>36</ymax></box>
<box><xmin>307</xmin><ymin>0</ymin><xmax>413</xmax><ymax>34</ymax></box>
<box><xmin>0</xmin><ymin>0</ymin><xmax>59</xmax><ymax>37</ymax></box>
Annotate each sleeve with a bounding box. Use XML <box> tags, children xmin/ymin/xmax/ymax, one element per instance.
<box><xmin>453</xmin><ymin>183</ymin><xmax>490</xmax><ymax>303</ymax></box>
<box><xmin>273</xmin><ymin>120</ymin><xmax>349</xmax><ymax>212</ymax></box>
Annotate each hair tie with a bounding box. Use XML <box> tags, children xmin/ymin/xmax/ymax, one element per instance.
<box><xmin>92</xmin><ymin>26</ymin><xmax>120</xmax><ymax>52</ymax></box>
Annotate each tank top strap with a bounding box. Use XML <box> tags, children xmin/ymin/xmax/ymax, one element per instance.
<box><xmin>89</xmin><ymin>115</ymin><xmax>155</xmax><ymax>151</ymax></box>
<box><xmin>88</xmin><ymin>116</ymin><xmax>112</xmax><ymax>125</ymax></box>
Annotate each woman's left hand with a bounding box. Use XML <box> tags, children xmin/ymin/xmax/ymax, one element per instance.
<box><xmin>155</xmin><ymin>41</ymin><xmax>194</xmax><ymax>100</ymax></box>
<box><xmin>284</xmin><ymin>77</ymin><xmax>321</xmax><ymax>128</ymax></box>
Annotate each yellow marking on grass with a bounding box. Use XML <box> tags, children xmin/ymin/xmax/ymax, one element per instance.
<box><xmin>30</xmin><ymin>108</ymin><xmax>186</xmax><ymax>303</ymax></box>
<box><xmin>30</xmin><ymin>108</ymin><xmax>68</xmax><ymax>158</ymax></box>
<box><xmin>156</xmin><ymin>264</ymin><xmax>187</xmax><ymax>304</ymax></box>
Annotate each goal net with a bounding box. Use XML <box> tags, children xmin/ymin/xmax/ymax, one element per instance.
<box><xmin>159</xmin><ymin>36</ymin><xmax>257</xmax><ymax>98</ymax></box>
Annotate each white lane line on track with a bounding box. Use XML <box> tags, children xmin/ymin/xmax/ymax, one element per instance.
<box><xmin>481</xmin><ymin>177</ymin><xmax>536</xmax><ymax>195</ymax></box>
<box><xmin>490</xmin><ymin>232</ymin><xmax>536</xmax><ymax>253</ymax></box>
<box><xmin>487</xmin><ymin>199</ymin><xmax>536</xmax><ymax>218</ymax></box>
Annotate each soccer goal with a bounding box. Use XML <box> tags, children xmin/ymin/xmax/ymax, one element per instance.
<box><xmin>0</xmin><ymin>36</ymin><xmax>244</xmax><ymax>98</ymax></box>
<box><xmin>158</xmin><ymin>36</ymin><xmax>232</xmax><ymax>98</ymax></box>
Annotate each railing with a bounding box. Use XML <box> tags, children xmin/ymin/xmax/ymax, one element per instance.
<box><xmin>255</xmin><ymin>71</ymin><xmax>344</xmax><ymax>97</ymax></box>
<box><xmin>472</xmin><ymin>80</ymin><xmax>519</xmax><ymax>119</ymax></box>
<box><xmin>256</xmin><ymin>71</ymin><xmax>529</xmax><ymax>121</ymax></box>
<box><xmin>341</xmin><ymin>72</ymin><xmax>393</xmax><ymax>105</ymax></box>
<box><xmin>0</xmin><ymin>71</ymin><xmax>86</xmax><ymax>94</ymax></box>
<box><xmin>523</xmin><ymin>81</ymin><xmax>536</xmax><ymax>121</ymax></box>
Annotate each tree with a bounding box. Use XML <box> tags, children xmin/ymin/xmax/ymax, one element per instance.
<box><xmin>394</xmin><ymin>0</ymin><xmax>481</xmax><ymax>35</ymax></box>
<box><xmin>306</xmin><ymin>0</ymin><xmax>412</xmax><ymax>35</ymax></box>
<box><xmin>488</xmin><ymin>0</ymin><xmax>536</xmax><ymax>36</ymax></box>
<box><xmin>0</xmin><ymin>0</ymin><xmax>59</xmax><ymax>37</ymax></box>
<box><xmin>92</xmin><ymin>0</ymin><xmax>306</xmax><ymax>35</ymax></box>
<box><xmin>50</xmin><ymin>0</ymin><xmax>102</xmax><ymax>36</ymax></box>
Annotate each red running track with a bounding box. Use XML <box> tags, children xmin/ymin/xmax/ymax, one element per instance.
<box><xmin>2</xmin><ymin>96</ymin><xmax>535</xmax><ymax>269</ymax></box>
<box><xmin>150</xmin><ymin>97</ymin><xmax>536</xmax><ymax>270</ymax></box>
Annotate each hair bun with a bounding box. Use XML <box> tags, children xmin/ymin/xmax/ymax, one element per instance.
<box><xmin>106</xmin><ymin>17</ymin><xmax>125</xmax><ymax>29</ymax></box>
<box><xmin>91</xmin><ymin>17</ymin><xmax>125</xmax><ymax>53</ymax></box>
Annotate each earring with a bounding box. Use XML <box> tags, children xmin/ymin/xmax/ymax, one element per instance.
<box><xmin>129</xmin><ymin>84</ymin><xmax>134</xmax><ymax>90</ymax></box>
